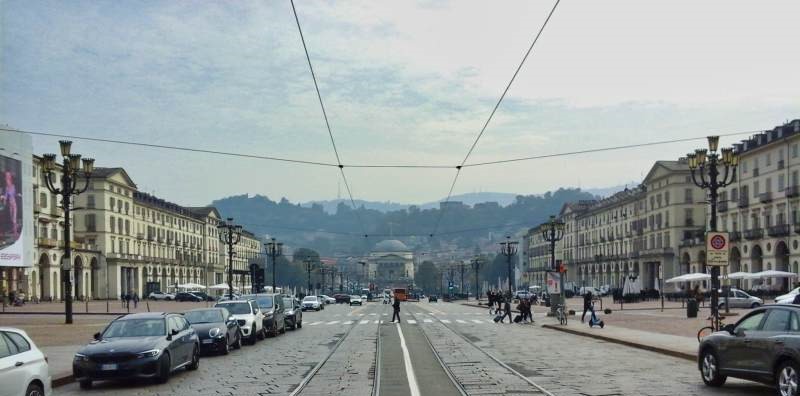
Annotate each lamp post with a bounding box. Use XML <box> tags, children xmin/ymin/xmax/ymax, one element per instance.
<box><xmin>41</xmin><ymin>141</ymin><xmax>94</xmax><ymax>324</ymax></box>
<box><xmin>359</xmin><ymin>261</ymin><xmax>367</xmax><ymax>289</ymax></box>
<box><xmin>472</xmin><ymin>256</ymin><xmax>481</xmax><ymax>302</ymax></box>
<box><xmin>498</xmin><ymin>236</ymin><xmax>519</xmax><ymax>297</ymax></box>
<box><xmin>687</xmin><ymin>136</ymin><xmax>738</xmax><ymax>330</ymax></box>
<box><xmin>265</xmin><ymin>238</ymin><xmax>283</xmax><ymax>293</ymax></box>
<box><xmin>304</xmin><ymin>259</ymin><xmax>314</xmax><ymax>295</ymax></box>
<box><xmin>217</xmin><ymin>218</ymin><xmax>242</xmax><ymax>300</ymax></box>
<box><xmin>542</xmin><ymin>215</ymin><xmax>566</xmax><ymax>312</ymax></box>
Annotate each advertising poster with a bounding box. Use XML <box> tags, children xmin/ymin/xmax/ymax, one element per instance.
<box><xmin>0</xmin><ymin>153</ymin><xmax>24</xmax><ymax>266</ymax></box>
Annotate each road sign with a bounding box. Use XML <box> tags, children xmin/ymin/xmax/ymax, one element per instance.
<box><xmin>706</xmin><ymin>232</ymin><xmax>730</xmax><ymax>266</ymax></box>
<box><xmin>547</xmin><ymin>272</ymin><xmax>561</xmax><ymax>294</ymax></box>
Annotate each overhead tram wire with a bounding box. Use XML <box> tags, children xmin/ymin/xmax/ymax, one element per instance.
<box><xmin>429</xmin><ymin>0</ymin><xmax>561</xmax><ymax>238</ymax></box>
<box><xmin>290</xmin><ymin>0</ymin><xmax>367</xmax><ymax>238</ymax></box>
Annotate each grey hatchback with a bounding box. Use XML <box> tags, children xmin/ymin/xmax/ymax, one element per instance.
<box><xmin>699</xmin><ymin>305</ymin><xmax>800</xmax><ymax>396</ymax></box>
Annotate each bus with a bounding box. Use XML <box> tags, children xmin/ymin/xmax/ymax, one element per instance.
<box><xmin>393</xmin><ymin>288</ymin><xmax>407</xmax><ymax>301</ymax></box>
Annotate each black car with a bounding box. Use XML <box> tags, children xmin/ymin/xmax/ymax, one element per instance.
<box><xmin>184</xmin><ymin>308</ymin><xmax>242</xmax><ymax>355</ymax></box>
<box><xmin>282</xmin><ymin>296</ymin><xmax>303</xmax><ymax>330</ymax></box>
<box><xmin>189</xmin><ymin>291</ymin><xmax>216</xmax><ymax>302</ymax></box>
<box><xmin>175</xmin><ymin>292</ymin><xmax>203</xmax><ymax>302</ymax></box>
<box><xmin>241</xmin><ymin>293</ymin><xmax>286</xmax><ymax>337</ymax></box>
<box><xmin>334</xmin><ymin>294</ymin><xmax>351</xmax><ymax>304</ymax></box>
<box><xmin>73</xmin><ymin>312</ymin><xmax>200</xmax><ymax>389</ymax></box>
<box><xmin>428</xmin><ymin>295</ymin><xmax>438</xmax><ymax>303</ymax></box>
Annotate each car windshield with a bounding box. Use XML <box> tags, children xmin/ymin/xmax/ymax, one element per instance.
<box><xmin>216</xmin><ymin>302</ymin><xmax>251</xmax><ymax>315</ymax></box>
<box><xmin>103</xmin><ymin>318</ymin><xmax>165</xmax><ymax>338</ymax></box>
<box><xmin>303</xmin><ymin>296</ymin><xmax>317</xmax><ymax>302</ymax></box>
<box><xmin>184</xmin><ymin>310</ymin><xmax>224</xmax><ymax>324</ymax></box>
<box><xmin>351</xmin><ymin>295</ymin><xmax>360</xmax><ymax>299</ymax></box>
<box><xmin>283</xmin><ymin>298</ymin><xmax>294</xmax><ymax>308</ymax></box>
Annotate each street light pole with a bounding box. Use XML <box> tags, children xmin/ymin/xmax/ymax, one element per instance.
<box><xmin>687</xmin><ymin>136</ymin><xmax>738</xmax><ymax>330</ymax></box>
<box><xmin>265</xmin><ymin>238</ymin><xmax>283</xmax><ymax>293</ymax></box>
<box><xmin>305</xmin><ymin>259</ymin><xmax>314</xmax><ymax>295</ymax></box>
<box><xmin>472</xmin><ymin>257</ymin><xmax>481</xmax><ymax>302</ymax></box>
<box><xmin>217</xmin><ymin>218</ymin><xmax>242</xmax><ymax>300</ymax></box>
<box><xmin>498</xmin><ymin>236</ymin><xmax>519</xmax><ymax>297</ymax></box>
<box><xmin>41</xmin><ymin>141</ymin><xmax>95</xmax><ymax>324</ymax></box>
<box><xmin>542</xmin><ymin>215</ymin><xmax>566</xmax><ymax>311</ymax></box>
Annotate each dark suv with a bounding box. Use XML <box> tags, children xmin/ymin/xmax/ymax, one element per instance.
<box><xmin>175</xmin><ymin>292</ymin><xmax>203</xmax><ymax>302</ymax></box>
<box><xmin>73</xmin><ymin>312</ymin><xmax>200</xmax><ymax>389</ymax></box>
<box><xmin>699</xmin><ymin>304</ymin><xmax>800</xmax><ymax>395</ymax></box>
<box><xmin>241</xmin><ymin>293</ymin><xmax>286</xmax><ymax>337</ymax></box>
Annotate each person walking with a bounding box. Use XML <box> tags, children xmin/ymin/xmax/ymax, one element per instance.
<box><xmin>500</xmin><ymin>297</ymin><xmax>513</xmax><ymax>323</ymax></box>
<box><xmin>488</xmin><ymin>291</ymin><xmax>495</xmax><ymax>315</ymax></box>
<box><xmin>391</xmin><ymin>296</ymin><xmax>401</xmax><ymax>323</ymax></box>
<box><xmin>581</xmin><ymin>291</ymin><xmax>593</xmax><ymax>323</ymax></box>
<box><xmin>133</xmin><ymin>292</ymin><xmax>139</xmax><ymax>309</ymax></box>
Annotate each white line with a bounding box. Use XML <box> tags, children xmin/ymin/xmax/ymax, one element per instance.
<box><xmin>360</xmin><ymin>320</ymin><xmax>369</xmax><ymax>324</ymax></box>
<box><xmin>343</xmin><ymin>321</ymin><xmax>353</xmax><ymax>325</ymax></box>
<box><xmin>307</xmin><ymin>321</ymin><xmax>322</xmax><ymax>326</ymax></box>
<box><xmin>471</xmin><ymin>319</ymin><xmax>483</xmax><ymax>324</ymax></box>
<box><xmin>327</xmin><ymin>321</ymin><xmax>340</xmax><ymax>325</ymax></box>
<box><xmin>396</xmin><ymin>323</ymin><xmax>421</xmax><ymax>396</ymax></box>
<box><xmin>375</xmin><ymin>320</ymin><xmax>380</xmax><ymax>324</ymax></box>
<box><xmin>408</xmin><ymin>320</ymin><xmax>417</xmax><ymax>324</ymax></box>
<box><xmin>440</xmin><ymin>319</ymin><xmax>451</xmax><ymax>324</ymax></box>
<box><xmin>456</xmin><ymin>319</ymin><xmax>467</xmax><ymax>324</ymax></box>
<box><xmin>423</xmin><ymin>319</ymin><xmax>433</xmax><ymax>323</ymax></box>
<box><xmin>369</xmin><ymin>313</ymin><xmax>377</xmax><ymax>315</ymax></box>
<box><xmin>382</xmin><ymin>313</ymin><xmax>388</xmax><ymax>316</ymax></box>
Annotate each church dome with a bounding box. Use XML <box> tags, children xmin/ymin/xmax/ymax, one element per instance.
<box><xmin>373</xmin><ymin>239</ymin><xmax>410</xmax><ymax>252</ymax></box>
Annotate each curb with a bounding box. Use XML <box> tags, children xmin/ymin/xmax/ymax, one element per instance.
<box><xmin>52</xmin><ymin>373</ymin><xmax>74</xmax><ymax>388</ymax></box>
<box><xmin>541</xmin><ymin>324</ymin><xmax>696</xmax><ymax>362</ymax></box>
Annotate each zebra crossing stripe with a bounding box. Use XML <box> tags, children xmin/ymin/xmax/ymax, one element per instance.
<box><xmin>408</xmin><ymin>320</ymin><xmax>417</xmax><ymax>324</ymax></box>
<box><xmin>308</xmin><ymin>321</ymin><xmax>322</xmax><ymax>326</ymax></box>
<box><xmin>327</xmin><ymin>321</ymin><xmax>340</xmax><ymax>325</ymax></box>
<box><xmin>360</xmin><ymin>320</ymin><xmax>369</xmax><ymax>324</ymax></box>
<box><xmin>343</xmin><ymin>321</ymin><xmax>353</xmax><ymax>325</ymax></box>
<box><xmin>471</xmin><ymin>319</ymin><xmax>483</xmax><ymax>324</ymax></box>
<box><xmin>456</xmin><ymin>319</ymin><xmax>467</xmax><ymax>324</ymax></box>
<box><xmin>423</xmin><ymin>319</ymin><xmax>433</xmax><ymax>323</ymax></box>
<box><xmin>440</xmin><ymin>319</ymin><xmax>451</xmax><ymax>324</ymax></box>
<box><xmin>375</xmin><ymin>320</ymin><xmax>380</xmax><ymax>324</ymax></box>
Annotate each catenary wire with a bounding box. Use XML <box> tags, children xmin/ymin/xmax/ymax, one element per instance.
<box><xmin>290</xmin><ymin>0</ymin><xmax>366</xmax><ymax>236</ymax></box>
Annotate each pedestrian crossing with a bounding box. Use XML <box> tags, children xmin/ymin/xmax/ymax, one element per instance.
<box><xmin>302</xmin><ymin>313</ymin><xmax>517</xmax><ymax>327</ymax></box>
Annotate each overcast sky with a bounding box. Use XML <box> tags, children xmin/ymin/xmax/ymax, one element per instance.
<box><xmin>2</xmin><ymin>1</ymin><xmax>799</xmax><ymax>206</ymax></box>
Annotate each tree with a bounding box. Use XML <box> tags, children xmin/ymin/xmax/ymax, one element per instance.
<box><xmin>416</xmin><ymin>261</ymin><xmax>439</xmax><ymax>293</ymax></box>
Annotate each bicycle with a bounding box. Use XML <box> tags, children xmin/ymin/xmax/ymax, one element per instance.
<box><xmin>556</xmin><ymin>303</ymin><xmax>568</xmax><ymax>325</ymax></box>
<box><xmin>697</xmin><ymin>316</ymin><xmax>726</xmax><ymax>342</ymax></box>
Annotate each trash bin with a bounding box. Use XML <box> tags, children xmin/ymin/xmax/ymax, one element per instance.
<box><xmin>687</xmin><ymin>298</ymin><xmax>698</xmax><ymax>318</ymax></box>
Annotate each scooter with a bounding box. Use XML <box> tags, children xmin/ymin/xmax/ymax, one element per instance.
<box><xmin>588</xmin><ymin>303</ymin><xmax>604</xmax><ymax>328</ymax></box>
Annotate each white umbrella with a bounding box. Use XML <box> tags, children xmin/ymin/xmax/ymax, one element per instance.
<box><xmin>177</xmin><ymin>283</ymin><xmax>206</xmax><ymax>289</ymax></box>
<box><xmin>753</xmin><ymin>270</ymin><xmax>798</xmax><ymax>279</ymax></box>
<box><xmin>665</xmin><ymin>273</ymin><xmax>711</xmax><ymax>283</ymax></box>
<box><xmin>208</xmin><ymin>283</ymin><xmax>239</xmax><ymax>290</ymax></box>
<box><xmin>725</xmin><ymin>271</ymin><xmax>759</xmax><ymax>280</ymax></box>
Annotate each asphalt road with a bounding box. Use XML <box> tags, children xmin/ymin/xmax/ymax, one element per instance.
<box><xmin>56</xmin><ymin>300</ymin><xmax>776</xmax><ymax>396</ymax></box>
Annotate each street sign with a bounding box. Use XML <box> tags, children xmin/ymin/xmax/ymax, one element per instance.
<box><xmin>706</xmin><ymin>232</ymin><xmax>730</xmax><ymax>266</ymax></box>
<box><xmin>547</xmin><ymin>272</ymin><xmax>561</xmax><ymax>294</ymax></box>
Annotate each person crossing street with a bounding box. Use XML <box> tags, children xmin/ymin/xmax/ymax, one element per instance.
<box><xmin>391</xmin><ymin>296</ymin><xmax>401</xmax><ymax>323</ymax></box>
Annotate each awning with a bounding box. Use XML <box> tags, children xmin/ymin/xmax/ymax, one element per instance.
<box><xmin>665</xmin><ymin>273</ymin><xmax>711</xmax><ymax>283</ymax></box>
<box><xmin>752</xmin><ymin>270</ymin><xmax>798</xmax><ymax>279</ymax></box>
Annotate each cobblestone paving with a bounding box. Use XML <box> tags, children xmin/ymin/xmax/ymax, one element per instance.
<box><xmin>297</xmin><ymin>304</ymin><xmax>380</xmax><ymax>396</ymax></box>
<box><xmin>57</xmin><ymin>304</ymin><xmax>362</xmax><ymax>396</ymax></box>
<box><xmin>416</xmin><ymin>302</ymin><xmax>773</xmax><ymax>396</ymax></box>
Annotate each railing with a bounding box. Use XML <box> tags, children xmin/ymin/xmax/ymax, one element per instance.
<box><xmin>37</xmin><ymin>238</ymin><xmax>57</xmax><ymax>248</ymax></box>
<box><xmin>718</xmin><ymin>201</ymin><xmax>729</xmax><ymax>212</ymax></box>
<box><xmin>744</xmin><ymin>228</ymin><xmax>764</xmax><ymax>240</ymax></box>
<box><xmin>729</xmin><ymin>231</ymin><xmax>741</xmax><ymax>241</ymax></box>
<box><xmin>753</xmin><ymin>168</ymin><xmax>760</xmax><ymax>177</ymax></box>
<box><xmin>137</xmin><ymin>233</ymin><xmax>144</xmax><ymax>240</ymax></box>
<box><xmin>768</xmin><ymin>224</ymin><xmax>790</xmax><ymax>237</ymax></box>
<box><xmin>759</xmin><ymin>192</ymin><xmax>773</xmax><ymax>204</ymax></box>
<box><xmin>739</xmin><ymin>196</ymin><xmax>750</xmax><ymax>208</ymax></box>
<box><xmin>779</xmin><ymin>160</ymin><xmax>786</xmax><ymax>169</ymax></box>
<box><xmin>786</xmin><ymin>186</ymin><xmax>800</xmax><ymax>198</ymax></box>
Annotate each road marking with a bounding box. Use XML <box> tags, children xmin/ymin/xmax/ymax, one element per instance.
<box><xmin>375</xmin><ymin>320</ymin><xmax>380</xmax><ymax>324</ymax></box>
<box><xmin>408</xmin><ymin>320</ymin><xmax>417</xmax><ymax>324</ymax></box>
<box><xmin>456</xmin><ymin>319</ymin><xmax>467</xmax><ymax>324</ymax></box>
<box><xmin>423</xmin><ymin>319</ymin><xmax>433</xmax><ymax>323</ymax></box>
<box><xmin>396</xmin><ymin>323</ymin><xmax>421</xmax><ymax>396</ymax></box>
<box><xmin>308</xmin><ymin>321</ymin><xmax>322</xmax><ymax>326</ymax></box>
<box><xmin>440</xmin><ymin>319</ymin><xmax>451</xmax><ymax>324</ymax></box>
<box><xmin>343</xmin><ymin>321</ymin><xmax>353</xmax><ymax>325</ymax></box>
<box><xmin>360</xmin><ymin>320</ymin><xmax>369</xmax><ymax>324</ymax></box>
<box><xmin>369</xmin><ymin>313</ymin><xmax>377</xmax><ymax>315</ymax></box>
<box><xmin>471</xmin><ymin>319</ymin><xmax>483</xmax><ymax>324</ymax></box>
<box><xmin>327</xmin><ymin>321</ymin><xmax>340</xmax><ymax>325</ymax></box>
<box><xmin>382</xmin><ymin>313</ymin><xmax>388</xmax><ymax>316</ymax></box>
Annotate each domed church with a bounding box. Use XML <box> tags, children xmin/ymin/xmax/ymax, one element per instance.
<box><xmin>368</xmin><ymin>240</ymin><xmax>414</xmax><ymax>283</ymax></box>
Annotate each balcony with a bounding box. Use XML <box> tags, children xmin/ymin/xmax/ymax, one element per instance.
<box><xmin>680</xmin><ymin>238</ymin><xmax>703</xmax><ymax>247</ymax></box>
<box><xmin>136</xmin><ymin>233</ymin><xmax>144</xmax><ymax>240</ymax></box>
<box><xmin>753</xmin><ymin>168</ymin><xmax>760</xmax><ymax>177</ymax></box>
<box><xmin>718</xmin><ymin>201</ymin><xmax>729</xmax><ymax>212</ymax></box>
<box><xmin>37</xmin><ymin>238</ymin><xmax>57</xmax><ymax>248</ymax></box>
<box><xmin>729</xmin><ymin>231</ymin><xmax>741</xmax><ymax>242</ymax></box>
<box><xmin>641</xmin><ymin>247</ymin><xmax>675</xmax><ymax>257</ymax></box>
<box><xmin>147</xmin><ymin>235</ymin><xmax>155</xmax><ymax>242</ymax></box>
<box><xmin>744</xmin><ymin>228</ymin><xmax>764</xmax><ymax>240</ymax></box>
<box><xmin>786</xmin><ymin>186</ymin><xmax>800</xmax><ymax>198</ymax></box>
<box><xmin>768</xmin><ymin>224</ymin><xmax>790</xmax><ymax>237</ymax></box>
<box><xmin>738</xmin><ymin>196</ymin><xmax>750</xmax><ymax>208</ymax></box>
<box><xmin>600</xmin><ymin>236</ymin><xmax>606</xmax><ymax>242</ymax></box>
<box><xmin>685</xmin><ymin>218</ymin><xmax>695</xmax><ymax>227</ymax></box>
<box><xmin>779</xmin><ymin>160</ymin><xmax>786</xmax><ymax>169</ymax></box>
<box><xmin>759</xmin><ymin>192</ymin><xmax>774</xmax><ymax>204</ymax></box>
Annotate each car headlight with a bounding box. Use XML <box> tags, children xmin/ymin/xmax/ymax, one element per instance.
<box><xmin>74</xmin><ymin>353</ymin><xmax>89</xmax><ymax>362</ymax></box>
<box><xmin>136</xmin><ymin>349</ymin><xmax>161</xmax><ymax>358</ymax></box>
<box><xmin>209</xmin><ymin>328</ymin><xmax>223</xmax><ymax>338</ymax></box>
<box><xmin>286</xmin><ymin>310</ymin><xmax>294</xmax><ymax>315</ymax></box>
<box><xmin>265</xmin><ymin>312</ymin><xmax>273</xmax><ymax>318</ymax></box>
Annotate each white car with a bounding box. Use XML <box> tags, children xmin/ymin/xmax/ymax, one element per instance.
<box><xmin>147</xmin><ymin>291</ymin><xmax>175</xmax><ymax>301</ymax></box>
<box><xmin>350</xmin><ymin>295</ymin><xmax>363</xmax><ymax>306</ymax></box>
<box><xmin>361</xmin><ymin>295</ymin><xmax>368</xmax><ymax>301</ymax></box>
<box><xmin>319</xmin><ymin>295</ymin><xmax>336</xmax><ymax>304</ymax></box>
<box><xmin>776</xmin><ymin>287</ymin><xmax>800</xmax><ymax>303</ymax></box>
<box><xmin>302</xmin><ymin>296</ymin><xmax>322</xmax><ymax>311</ymax></box>
<box><xmin>0</xmin><ymin>327</ymin><xmax>51</xmax><ymax>396</ymax></box>
<box><xmin>214</xmin><ymin>300</ymin><xmax>265</xmax><ymax>344</ymax></box>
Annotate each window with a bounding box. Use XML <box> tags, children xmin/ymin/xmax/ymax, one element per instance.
<box><xmin>779</xmin><ymin>175</ymin><xmax>786</xmax><ymax>192</ymax></box>
<box><xmin>754</xmin><ymin>180</ymin><xmax>760</xmax><ymax>196</ymax></box>
<box><xmin>4</xmin><ymin>332</ymin><xmax>30</xmax><ymax>353</ymax></box>
<box><xmin>790</xmin><ymin>312</ymin><xmax>800</xmax><ymax>332</ymax></box>
<box><xmin>39</xmin><ymin>192</ymin><xmax>47</xmax><ymax>208</ymax></box>
<box><xmin>87</xmin><ymin>195</ymin><xmax>95</xmax><ymax>208</ymax></box>
<box><xmin>731</xmin><ymin>188</ymin><xmax>738</xmax><ymax>201</ymax></box>
<box><xmin>766</xmin><ymin>177</ymin><xmax>772</xmax><ymax>192</ymax></box>
<box><xmin>762</xmin><ymin>309</ymin><xmax>791</xmax><ymax>332</ymax></box>
<box><xmin>736</xmin><ymin>311</ymin><xmax>766</xmax><ymax>332</ymax></box>
<box><xmin>794</xmin><ymin>144</ymin><xmax>799</xmax><ymax>159</ymax></box>
<box><xmin>125</xmin><ymin>220</ymin><xmax>130</xmax><ymax>235</ymax></box>
<box><xmin>766</xmin><ymin>153</ymin><xmax>772</xmax><ymax>166</ymax></box>
<box><xmin>684</xmin><ymin>189</ymin><xmax>693</xmax><ymax>203</ymax></box>
<box><xmin>665</xmin><ymin>191</ymin><xmax>670</xmax><ymax>205</ymax></box>
<box><xmin>0</xmin><ymin>333</ymin><xmax>13</xmax><ymax>358</ymax></box>
<box><xmin>110</xmin><ymin>216</ymin><xmax>115</xmax><ymax>233</ymax></box>
<box><xmin>110</xmin><ymin>197</ymin><xmax>114</xmax><ymax>208</ymax></box>
<box><xmin>85</xmin><ymin>214</ymin><xmax>96</xmax><ymax>232</ymax></box>
<box><xmin>794</xmin><ymin>171</ymin><xmax>799</xmax><ymax>187</ymax></box>
<box><xmin>118</xmin><ymin>218</ymin><xmax>123</xmax><ymax>235</ymax></box>
<box><xmin>742</xmin><ymin>159</ymin><xmax>749</xmax><ymax>173</ymax></box>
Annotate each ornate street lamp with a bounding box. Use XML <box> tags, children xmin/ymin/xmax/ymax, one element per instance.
<box><xmin>687</xmin><ymin>136</ymin><xmax>739</xmax><ymax>330</ymax></box>
<box><xmin>498</xmin><ymin>236</ymin><xmax>519</xmax><ymax>296</ymax></box>
<box><xmin>265</xmin><ymin>238</ymin><xmax>283</xmax><ymax>293</ymax></box>
<box><xmin>41</xmin><ymin>141</ymin><xmax>94</xmax><ymax>324</ymax></box>
<box><xmin>304</xmin><ymin>258</ymin><xmax>315</xmax><ymax>295</ymax></box>
<box><xmin>217</xmin><ymin>218</ymin><xmax>242</xmax><ymax>299</ymax></box>
<box><xmin>471</xmin><ymin>256</ymin><xmax>482</xmax><ymax>302</ymax></box>
<box><xmin>542</xmin><ymin>215</ymin><xmax>566</xmax><ymax>313</ymax></box>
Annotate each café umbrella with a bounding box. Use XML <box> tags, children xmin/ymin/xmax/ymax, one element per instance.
<box><xmin>665</xmin><ymin>273</ymin><xmax>711</xmax><ymax>283</ymax></box>
<box><xmin>751</xmin><ymin>270</ymin><xmax>798</xmax><ymax>279</ymax></box>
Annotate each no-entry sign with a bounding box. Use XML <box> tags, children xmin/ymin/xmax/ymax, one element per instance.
<box><xmin>706</xmin><ymin>232</ymin><xmax>730</xmax><ymax>266</ymax></box>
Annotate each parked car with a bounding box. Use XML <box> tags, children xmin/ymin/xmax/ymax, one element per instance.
<box><xmin>428</xmin><ymin>295</ymin><xmax>438</xmax><ymax>303</ymax></box>
<box><xmin>350</xmin><ymin>295</ymin><xmax>363</xmax><ymax>306</ymax></box>
<box><xmin>189</xmin><ymin>292</ymin><xmax>215</xmax><ymax>302</ymax></box>
<box><xmin>148</xmin><ymin>291</ymin><xmax>175</xmax><ymax>301</ymax></box>
<box><xmin>718</xmin><ymin>289</ymin><xmax>763</xmax><ymax>309</ymax></box>
<box><xmin>174</xmin><ymin>292</ymin><xmax>204</xmax><ymax>302</ymax></box>
<box><xmin>302</xmin><ymin>296</ymin><xmax>322</xmax><ymax>311</ymax></box>
<box><xmin>333</xmin><ymin>294</ymin><xmax>351</xmax><ymax>304</ymax></box>
<box><xmin>184</xmin><ymin>308</ymin><xmax>241</xmax><ymax>355</ymax></box>
<box><xmin>216</xmin><ymin>292</ymin><xmax>241</xmax><ymax>302</ymax></box>
<box><xmin>698</xmin><ymin>305</ymin><xmax>800</xmax><ymax>395</ymax></box>
<box><xmin>361</xmin><ymin>294</ymin><xmax>368</xmax><ymax>301</ymax></box>
<box><xmin>514</xmin><ymin>290</ymin><xmax>532</xmax><ymax>300</ymax></box>
<box><xmin>0</xmin><ymin>327</ymin><xmax>51</xmax><ymax>396</ymax></box>
<box><xmin>241</xmin><ymin>294</ymin><xmax>285</xmax><ymax>337</ymax></box>
<box><xmin>72</xmin><ymin>312</ymin><xmax>199</xmax><ymax>389</ymax></box>
<box><xmin>776</xmin><ymin>287</ymin><xmax>800</xmax><ymax>304</ymax></box>
<box><xmin>282</xmin><ymin>296</ymin><xmax>303</xmax><ymax>330</ymax></box>
<box><xmin>319</xmin><ymin>295</ymin><xmax>336</xmax><ymax>304</ymax></box>
<box><xmin>214</xmin><ymin>300</ymin><xmax>265</xmax><ymax>344</ymax></box>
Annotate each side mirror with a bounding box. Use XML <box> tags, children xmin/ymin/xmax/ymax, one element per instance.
<box><xmin>734</xmin><ymin>327</ymin><xmax>746</xmax><ymax>337</ymax></box>
<box><xmin>722</xmin><ymin>324</ymin><xmax>735</xmax><ymax>334</ymax></box>
<box><xmin>93</xmin><ymin>332</ymin><xmax>102</xmax><ymax>341</ymax></box>
<box><xmin>171</xmin><ymin>329</ymin><xmax>180</xmax><ymax>336</ymax></box>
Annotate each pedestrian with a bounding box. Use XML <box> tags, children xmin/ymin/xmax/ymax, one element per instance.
<box><xmin>125</xmin><ymin>292</ymin><xmax>132</xmax><ymax>309</ymax></box>
<box><xmin>120</xmin><ymin>293</ymin><xmax>125</xmax><ymax>308</ymax></box>
<box><xmin>501</xmin><ymin>297</ymin><xmax>513</xmax><ymax>323</ymax></box>
<box><xmin>391</xmin><ymin>296</ymin><xmax>401</xmax><ymax>323</ymax></box>
<box><xmin>133</xmin><ymin>292</ymin><xmax>139</xmax><ymax>308</ymax></box>
<box><xmin>792</xmin><ymin>293</ymin><xmax>800</xmax><ymax>305</ymax></box>
<box><xmin>581</xmin><ymin>291</ymin><xmax>593</xmax><ymax>323</ymax></box>
<box><xmin>488</xmin><ymin>291</ymin><xmax>495</xmax><ymax>315</ymax></box>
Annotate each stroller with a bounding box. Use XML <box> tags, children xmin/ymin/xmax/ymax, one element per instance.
<box><xmin>587</xmin><ymin>302</ymin><xmax>604</xmax><ymax>328</ymax></box>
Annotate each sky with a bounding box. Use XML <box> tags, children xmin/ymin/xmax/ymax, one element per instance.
<box><xmin>2</xmin><ymin>0</ymin><xmax>799</xmax><ymax>207</ymax></box>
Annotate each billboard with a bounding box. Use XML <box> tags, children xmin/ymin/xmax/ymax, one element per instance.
<box><xmin>0</xmin><ymin>131</ymin><xmax>33</xmax><ymax>268</ymax></box>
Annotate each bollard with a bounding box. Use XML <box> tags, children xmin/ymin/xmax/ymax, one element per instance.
<box><xmin>146</xmin><ymin>301</ymin><xmax>150</xmax><ymax>312</ymax></box>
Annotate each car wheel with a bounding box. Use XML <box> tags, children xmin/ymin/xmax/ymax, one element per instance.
<box><xmin>78</xmin><ymin>380</ymin><xmax>92</xmax><ymax>390</ymax></box>
<box><xmin>752</xmin><ymin>302</ymin><xmax>762</xmax><ymax>308</ymax></box>
<box><xmin>700</xmin><ymin>349</ymin><xmax>726</xmax><ymax>387</ymax></box>
<box><xmin>291</xmin><ymin>319</ymin><xmax>297</xmax><ymax>330</ymax></box>
<box><xmin>297</xmin><ymin>319</ymin><xmax>302</xmax><ymax>329</ymax></box>
<box><xmin>156</xmin><ymin>351</ymin><xmax>171</xmax><ymax>384</ymax></box>
<box><xmin>777</xmin><ymin>360</ymin><xmax>800</xmax><ymax>396</ymax></box>
<box><xmin>187</xmin><ymin>345</ymin><xmax>199</xmax><ymax>371</ymax></box>
<box><xmin>223</xmin><ymin>335</ymin><xmax>230</xmax><ymax>355</ymax></box>
<box><xmin>279</xmin><ymin>321</ymin><xmax>286</xmax><ymax>334</ymax></box>
<box><xmin>250</xmin><ymin>325</ymin><xmax>258</xmax><ymax>344</ymax></box>
<box><xmin>233</xmin><ymin>331</ymin><xmax>242</xmax><ymax>349</ymax></box>
<box><xmin>22</xmin><ymin>382</ymin><xmax>43</xmax><ymax>396</ymax></box>
<box><xmin>165</xmin><ymin>297</ymin><xmax>172</xmax><ymax>301</ymax></box>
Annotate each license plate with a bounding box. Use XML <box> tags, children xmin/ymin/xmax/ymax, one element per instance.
<box><xmin>100</xmin><ymin>364</ymin><xmax>117</xmax><ymax>371</ymax></box>
<box><xmin>202</xmin><ymin>339</ymin><xmax>213</xmax><ymax>344</ymax></box>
